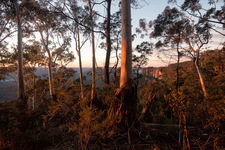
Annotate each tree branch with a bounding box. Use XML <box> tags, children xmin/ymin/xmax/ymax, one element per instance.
<box><xmin>47</xmin><ymin>1</ymin><xmax>106</xmax><ymax>37</ymax></box>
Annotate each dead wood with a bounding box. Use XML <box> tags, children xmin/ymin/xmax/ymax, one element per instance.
<box><xmin>139</xmin><ymin>86</ymin><xmax>158</xmax><ymax>121</ymax></box>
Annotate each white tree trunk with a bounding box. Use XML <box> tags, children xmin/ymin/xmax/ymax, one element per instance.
<box><xmin>46</xmin><ymin>50</ymin><xmax>54</xmax><ymax>100</ymax></box>
<box><xmin>75</xmin><ymin>23</ymin><xmax>84</xmax><ymax>99</ymax></box>
<box><xmin>14</xmin><ymin>0</ymin><xmax>26</xmax><ymax>102</ymax></box>
<box><xmin>195</xmin><ymin>51</ymin><xmax>207</xmax><ymax>97</ymax></box>
<box><xmin>37</xmin><ymin>25</ymin><xmax>54</xmax><ymax>100</ymax></box>
<box><xmin>88</xmin><ymin>0</ymin><xmax>96</xmax><ymax>100</ymax></box>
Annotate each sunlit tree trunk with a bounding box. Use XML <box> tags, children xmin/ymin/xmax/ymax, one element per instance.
<box><xmin>115</xmin><ymin>0</ymin><xmax>137</xmax><ymax>129</ymax></box>
<box><xmin>120</xmin><ymin>0</ymin><xmax>132</xmax><ymax>86</ymax></box>
<box><xmin>45</xmin><ymin>44</ymin><xmax>54</xmax><ymax>100</ymax></box>
<box><xmin>104</xmin><ymin>0</ymin><xmax>112</xmax><ymax>87</ymax></box>
<box><xmin>195</xmin><ymin>50</ymin><xmax>207</xmax><ymax>97</ymax></box>
<box><xmin>14</xmin><ymin>0</ymin><xmax>26</xmax><ymax>108</ymax></box>
<box><xmin>87</xmin><ymin>0</ymin><xmax>96</xmax><ymax>100</ymax></box>
<box><xmin>182</xmin><ymin>15</ymin><xmax>207</xmax><ymax>98</ymax></box>
<box><xmin>47</xmin><ymin>53</ymin><xmax>54</xmax><ymax>100</ymax></box>
<box><xmin>75</xmin><ymin>23</ymin><xmax>84</xmax><ymax>99</ymax></box>
<box><xmin>37</xmin><ymin>26</ymin><xmax>54</xmax><ymax>100</ymax></box>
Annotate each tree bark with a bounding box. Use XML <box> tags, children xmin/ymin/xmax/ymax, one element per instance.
<box><xmin>115</xmin><ymin>79</ymin><xmax>137</xmax><ymax>129</ymax></box>
<box><xmin>115</xmin><ymin>0</ymin><xmax>137</xmax><ymax>129</ymax></box>
<box><xmin>88</xmin><ymin>0</ymin><xmax>96</xmax><ymax>101</ymax></box>
<box><xmin>37</xmin><ymin>27</ymin><xmax>54</xmax><ymax>100</ymax></box>
<box><xmin>114</xmin><ymin>33</ymin><xmax>120</xmax><ymax>87</ymax></box>
<box><xmin>120</xmin><ymin>0</ymin><xmax>132</xmax><ymax>86</ymax></box>
<box><xmin>75</xmin><ymin>23</ymin><xmax>84</xmax><ymax>99</ymax></box>
<box><xmin>176</xmin><ymin>35</ymin><xmax>180</xmax><ymax>92</ymax></box>
<box><xmin>47</xmin><ymin>54</ymin><xmax>54</xmax><ymax>100</ymax></box>
<box><xmin>14</xmin><ymin>0</ymin><xmax>26</xmax><ymax>107</ymax></box>
<box><xmin>104</xmin><ymin>0</ymin><xmax>112</xmax><ymax>87</ymax></box>
<box><xmin>195</xmin><ymin>51</ymin><xmax>207</xmax><ymax>97</ymax></box>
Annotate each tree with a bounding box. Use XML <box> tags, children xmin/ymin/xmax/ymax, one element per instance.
<box><xmin>104</xmin><ymin>0</ymin><xmax>112</xmax><ymax>87</ymax></box>
<box><xmin>14</xmin><ymin>0</ymin><xmax>26</xmax><ymax>108</ymax></box>
<box><xmin>35</xmin><ymin>22</ymin><xmax>55</xmax><ymax>100</ymax></box>
<box><xmin>23</xmin><ymin>0</ymin><xmax>74</xmax><ymax>100</ymax></box>
<box><xmin>168</xmin><ymin>0</ymin><xmax>225</xmax><ymax>38</ymax></box>
<box><xmin>182</xmin><ymin>14</ymin><xmax>209</xmax><ymax>97</ymax></box>
<box><xmin>47</xmin><ymin>0</ymin><xmax>90</xmax><ymax>99</ymax></box>
<box><xmin>99</xmin><ymin>10</ymin><xmax>122</xmax><ymax>87</ymax></box>
<box><xmin>0</xmin><ymin>43</ymin><xmax>15</xmax><ymax>81</ymax></box>
<box><xmin>133</xmin><ymin>41</ymin><xmax>153</xmax><ymax>87</ymax></box>
<box><xmin>20</xmin><ymin>0</ymin><xmax>55</xmax><ymax>100</ymax></box>
<box><xmin>114</xmin><ymin>0</ymin><xmax>137</xmax><ymax>129</ymax></box>
<box><xmin>0</xmin><ymin>0</ymin><xmax>17</xmax><ymax>44</ymax></box>
<box><xmin>139</xmin><ymin>6</ymin><xmax>209</xmax><ymax>97</ymax></box>
<box><xmin>87</xmin><ymin>0</ymin><xmax>96</xmax><ymax>101</ymax></box>
<box><xmin>23</xmin><ymin>41</ymin><xmax>45</xmax><ymax>110</ymax></box>
<box><xmin>150</xmin><ymin>7</ymin><xmax>189</xmax><ymax>91</ymax></box>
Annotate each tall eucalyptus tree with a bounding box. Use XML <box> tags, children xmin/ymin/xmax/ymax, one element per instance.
<box><xmin>115</xmin><ymin>0</ymin><xmax>137</xmax><ymax>129</ymax></box>
<box><xmin>14</xmin><ymin>0</ymin><xmax>26</xmax><ymax>106</ymax></box>
<box><xmin>104</xmin><ymin>0</ymin><xmax>112</xmax><ymax>87</ymax></box>
<box><xmin>50</xmin><ymin>0</ymin><xmax>90</xmax><ymax>99</ymax></box>
<box><xmin>99</xmin><ymin>10</ymin><xmax>122</xmax><ymax>87</ymax></box>
<box><xmin>22</xmin><ymin>0</ymin><xmax>74</xmax><ymax>100</ymax></box>
<box><xmin>151</xmin><ymin>7</ymin><xmax>189</xmax><ymax>91</ymax></box>
<box><xmin>87</xmin><ymin>0</ymin><xmax>96</xmax><ymax>100</ymax></box>
<box><xmin>169</xmin><ymin>0</ymin><xmax>225</xmax><ymax>36</ymax></box>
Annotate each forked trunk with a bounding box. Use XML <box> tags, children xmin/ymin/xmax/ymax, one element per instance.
<box><xmin>37</xmin><ymin>26</ymin><xmax>54</xmax><ymax>100</ymax></box>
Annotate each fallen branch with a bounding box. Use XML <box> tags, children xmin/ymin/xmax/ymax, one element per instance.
<box><xmin>139</xmin><ymin>86</ymin><xmax>158</xmax><ymax>121</ymax></box>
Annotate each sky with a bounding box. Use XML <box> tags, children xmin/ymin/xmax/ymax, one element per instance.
<box><xmin>66</xmin><ymin>0</ymin><xmax>225</xmax><ymax>68</ymax></box>
<box><xmin>68</xmin><ymin>0</ymin><xmax>169</xmax><ymax>68</ymax></box>
<box><xmin>4</xmin><ymin>0</ymin><xmax>224</xmax><ymax>68</ymax></box>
